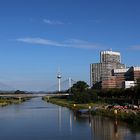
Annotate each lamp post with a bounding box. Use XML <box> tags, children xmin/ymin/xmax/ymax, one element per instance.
<box><xmin>88</xmin><ymin>106</ymin><xmax>92</xmax><ymax>126</ymax></box>
<box><xmin>114</xmin><ymin>109</ymin><xmax>118</xmax><ymax>120</ymax></box>
<box><xmin>89</xmin><ymin>106</ymin><xmax>91</xmax><ymax>115</ymax></box>
<box><xmin>73</xmin><ymin>104</ymin><xmax>76</xmax><ymax>107</ymax></box>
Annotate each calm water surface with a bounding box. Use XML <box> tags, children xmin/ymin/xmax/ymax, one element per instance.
<box><xmin>0</xmin><ymin>97</ymin><xmax>140</xmax><ymax>140</ymax></box>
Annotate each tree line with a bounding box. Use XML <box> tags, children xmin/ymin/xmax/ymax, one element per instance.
<box><xmin>68</xmin><ymin>80</ymin><xmax>140</xmax><ymax>104</ymax></box>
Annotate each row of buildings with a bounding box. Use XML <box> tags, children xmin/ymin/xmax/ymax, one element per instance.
<box><xmin>90</xmin><ymin>50</ymin><xmax>140</xmax><ymax>89</ymax></box>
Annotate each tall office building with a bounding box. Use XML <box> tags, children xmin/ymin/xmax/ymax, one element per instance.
<box><xmin>113</xmin><ymin>67</ymin><xmax>140</xmax><ymax>88</ymax></box>
<box><xmin>90</xmin><ymin>50</ymin><xmax>125</xmax><ymax>88</ymax></box>
<box><xmin>90</xmin><ymin>50</ymin><xmax>140</xmax><ymax>89</ymax></box>
<box><xmin>127</xmin><ymin>67</ymin><xmax>140</xmax><ymax>81</ymax></box>
<box><xmin>100</xmin><ymin>50</ymin><xmax>121</xmax><ymax>63</ymax></box>
<box><xmin>113</xmin><ymin>68</ymin><xmax>129</xmax><ymax>88</ymax></box>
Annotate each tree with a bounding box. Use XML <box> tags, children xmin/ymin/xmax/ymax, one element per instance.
<box><xmin>87</xmin><ymin>89</ymin><xmax>98</xmax><ymax>102</ymax></box>
<box><xmin>14</xmin><ymin>90</ymin><xmax>25</xmax><ymax>94</ymax></box>
<box><xmin>72</xmin><ymin>91</ymin><xmax>90</xmax><ymax>103</ymax></box>
<box><xmin>71</xmin><ymin>81</ymin><xmax>89</xmax><ymax>93</ymax></box>
<box><xmin>69</xmin><ymin>81</ymin><xmax>90</xmax><ymax>103</ymax></box>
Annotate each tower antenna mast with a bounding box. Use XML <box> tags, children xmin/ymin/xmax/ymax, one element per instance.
<box><xmin>57</xmin><ymin>68</ymin><xmax>62</xmax><ymax>92</ymax></box>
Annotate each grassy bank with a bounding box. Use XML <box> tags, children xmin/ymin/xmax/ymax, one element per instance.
<box><xmin>0</xmin><ymin>96</ymin><xmax>32</xmax><ymax>107</ymax></box>
<box><xmin>42</xmin><ymin>96</ymin><xmax>140</xmax><ymax>126</ymax></box>
<box><xmin>42</xmin><ymin>96</ymin><xmax>106</xmax><ymax>110</ymax></box>
<box><xmin>93</xmin><ymin>108</ymin><xmax>140</xmax><ymax>125</ymax></box>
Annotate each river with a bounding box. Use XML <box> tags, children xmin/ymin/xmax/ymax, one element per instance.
<box><xmin>0</xmin><ymin>97</ymin><xmax>140</xmax><ymax>140</ymax></box>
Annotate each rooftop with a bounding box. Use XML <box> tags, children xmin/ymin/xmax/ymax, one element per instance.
<box><xmin>101</xmin><ymin>50</ymin><xmax>120</xmax><ymax>56</ymax></box>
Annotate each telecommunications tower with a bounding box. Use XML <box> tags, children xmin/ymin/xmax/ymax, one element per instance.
<box><xmin>57</xmin><ymin>71</ymin><xmax>62</xmax><ymax>92</ymax></box>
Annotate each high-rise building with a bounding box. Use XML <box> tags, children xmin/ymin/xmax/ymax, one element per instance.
<box><xmin>90</xmin><ymin>63</ymin><xmax>124</xmax><ymax>86</ymax></box>
<box><xmin>90</xmin><ymin>50</ymin><xmax>125</xmax><ymax>88</ymax></box>
<box><xmin>90</xmin><ymin>50</ymin><xmax>140</xmax><ymax>89</ymax></box>
<box><xmin>113</xmin><ymin>68</ymin><xmax>128</xmax><ymax>88</ymax></box>
<box><xmin>113</xmin><ymin>67</ymin><xmax>140</xmax><ymax>88</ymax></box>
<box><xmin>127</xmin><ymin>67</ymin><xmax>140</xmax><ymax>81</ymax></box>
<box><xmin>100</xmin><ymin>50</ymin><xmax>121</xmax><ymax>63</ymax></box>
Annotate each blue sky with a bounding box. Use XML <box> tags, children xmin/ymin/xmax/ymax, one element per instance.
<box><xmin>0</xmin><ymin>0</ymin><xmax>140</xmax><ymax>91</ymax></box>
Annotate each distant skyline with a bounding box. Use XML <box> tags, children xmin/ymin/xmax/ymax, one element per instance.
<box><xmin>0</xmin><ymin>0</ymin><xmax>140</xmax><ymax>91</ymax></box>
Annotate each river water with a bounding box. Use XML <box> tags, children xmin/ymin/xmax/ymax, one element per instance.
<box><xmin>0</xmin><ymin>97</ymin><xmax>140</xmax><ymax>140</ymax></box>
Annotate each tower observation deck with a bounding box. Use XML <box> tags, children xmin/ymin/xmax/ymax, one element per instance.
<box><xmin>57</xmin><ymin>72</ymin><xmax>62</xmax><ymax>92</ymax></box>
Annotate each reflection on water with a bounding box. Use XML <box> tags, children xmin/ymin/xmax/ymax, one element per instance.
<box><xmin>58</xmin><ymin>106</ymin><xmax>62</xmax><ymax>132</ymax></box>
<box><xmin>90</xmin><ymin>115</ymin><xmax>140</xmax><ymax>140</ymax></box>
<box><xmin>0</xmin><ymin>97</ymin><xmax>139</xmax><ymax>140</ymax></box>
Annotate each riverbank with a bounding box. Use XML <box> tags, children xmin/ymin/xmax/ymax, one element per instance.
<box><xmin>42</xmin><ymin>96</ymin><xmax>140</xmax><ymax>126</ymax></box>
<box><xmin>42</xmin><ymin>96</ymin><xmax>106</xmax><ymax>110</ymax></box>
<box><xmin>0</xmin><ymin>96</ymin><xmax>32</xmax><ymax>107</ymax></box>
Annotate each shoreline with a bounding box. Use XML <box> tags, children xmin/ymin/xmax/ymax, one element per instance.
<box><xmin>42</xmin><ymin>96</ymin><xmax>140</xmax><ymax>126</ymax></box>
<box><xmin>0</xmin><ymin>96</ymin><xmax>32</xmax><ymax>107</ymax></box>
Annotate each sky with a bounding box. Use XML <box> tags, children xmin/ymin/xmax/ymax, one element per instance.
<box><xmin>0</xmin><ymin>0</ymin><xmax>140</xmax><ymax>91</ymax></box>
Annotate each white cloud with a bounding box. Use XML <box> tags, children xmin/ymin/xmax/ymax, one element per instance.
<box><xmin>16</xmin><ymin>37</ymin><xmax>103</xmax><ymax>50</ymax></box>
<box><xmin>63</xmin><ymin>39</ymin><xmax>101</xmax><ymax>49</ymax></box>
<box><xmin>17</xmin><ymin>38</ymin><xmax>63</xmax><ymax>47</ymax></box>
<box><xmin>43</xmin><ymin>19</ymin><xmax>64</xmax><ymax>25</ymax></box>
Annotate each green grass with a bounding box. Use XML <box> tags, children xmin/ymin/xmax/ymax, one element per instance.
<box><xmin>42</xmin><ymin>96</ymin><xmax>106</xmax><ymax>110</ymax></box>
<box><xmin>0</xmin><ymin>97</ymin><xmax>32</xmax><ymax>106</ymax></box>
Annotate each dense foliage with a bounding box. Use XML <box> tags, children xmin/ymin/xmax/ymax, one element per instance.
<box><xmin>70</xmin><ymin>81</ymin><xmax>97</xmax><ymax>103</ymax></box>
<box><xmin>70</xmin><ymin>79</ymin><xmax>140</xmax><ymax>104</ymax></box>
